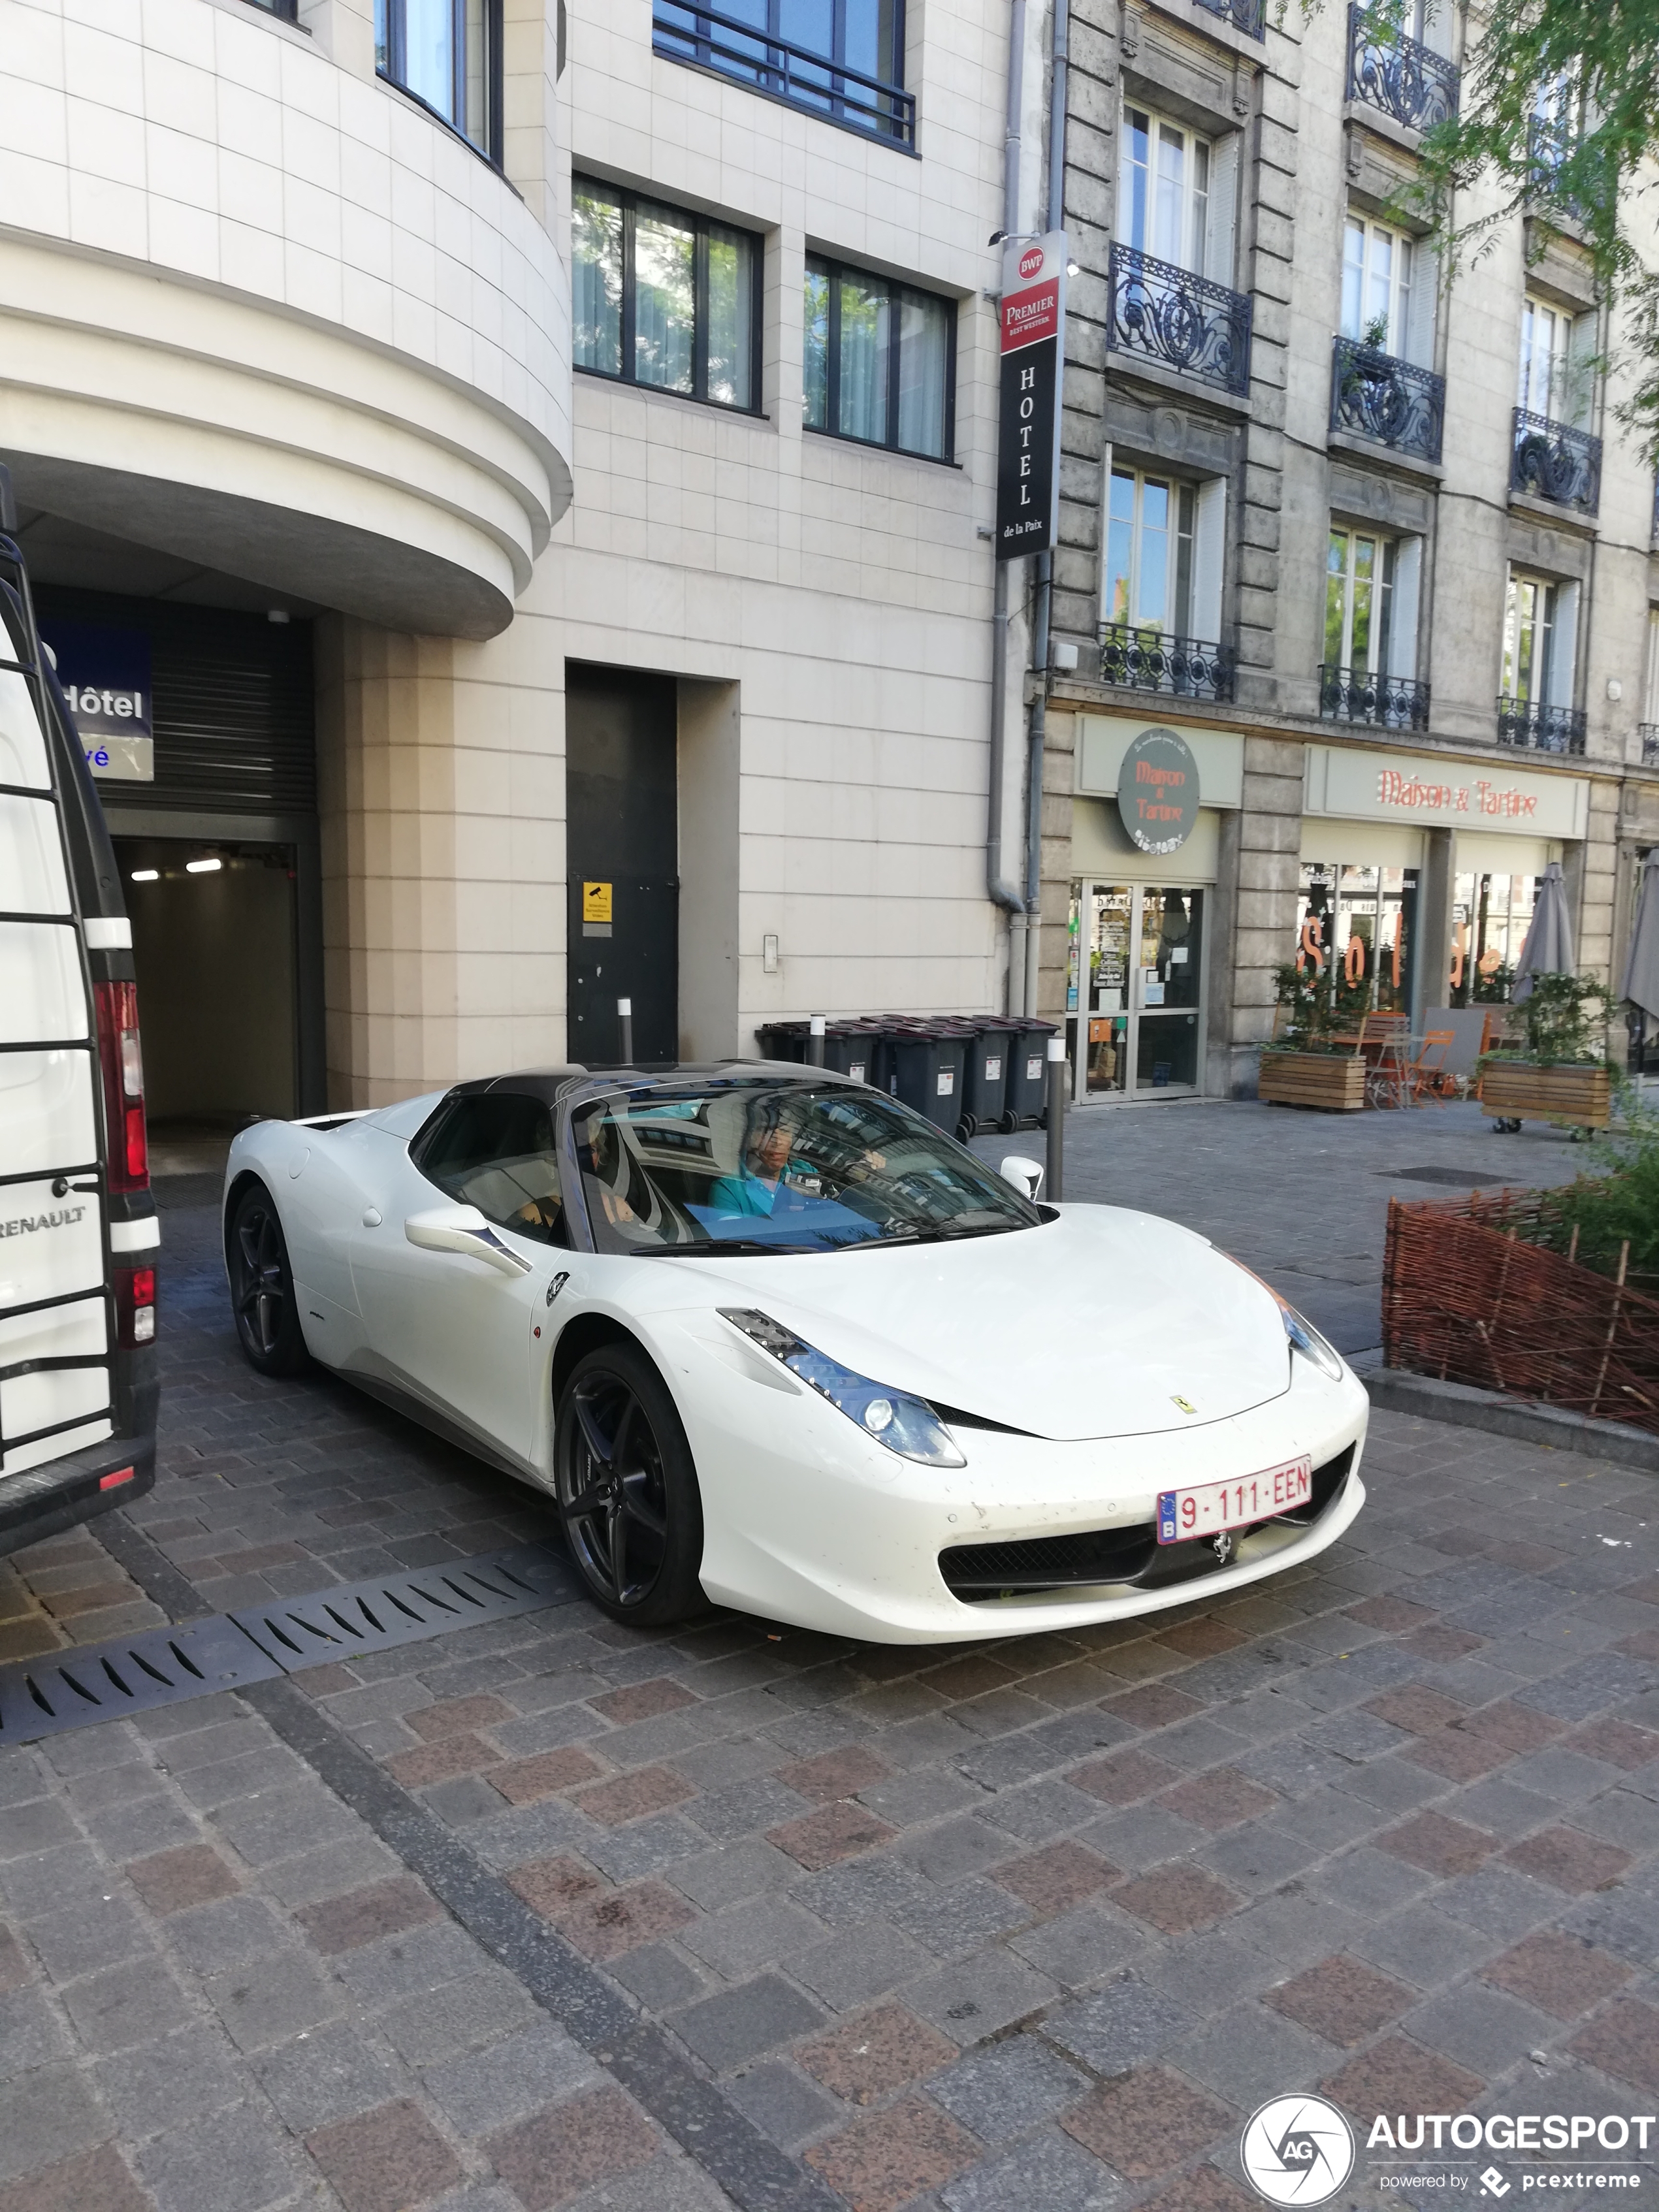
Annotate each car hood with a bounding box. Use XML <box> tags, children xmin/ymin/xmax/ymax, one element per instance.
<box><xmin>653</xmin><ymin>1204</ymin><xmax>1293</xmax><ymax>1441</ymax></box>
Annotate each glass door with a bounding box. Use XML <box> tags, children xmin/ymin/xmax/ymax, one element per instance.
<box><xmin>1072</xmin><ymin>882</ymin><xmax>1206</xmax><ymax>1100</ymax></box>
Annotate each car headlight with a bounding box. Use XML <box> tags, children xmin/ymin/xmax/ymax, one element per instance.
<box><xmin>1280</xmin><ymin>1301</ymin><xmax>1345</xmax><ymax>1381</ymax></box>
<box><xmin>1223</xmin><ymin>1254</ymin><xmax>1345</xmax><ymax>1382</ymax></box>
<box><xmin>719</xmin><ymin>1308</ymin><xmax>967</xmax><ymax>1467</ymax></box>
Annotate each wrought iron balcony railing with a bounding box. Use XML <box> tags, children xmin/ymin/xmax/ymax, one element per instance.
<box><xmin>652</xmin><ymin>3</ymin><xmax>915</xmax><ymax>146</ymax></box>
<box><xmin>1511</xmin><ymin>408</ymin><xmax>1602</xmax><ymax>515</ymax></box>
<box><xmin>1496</xmin><ymin>697</ymin><xmax>1587</xmax><ymax>754</ymax></box>
<box><xmin>1345</xmin><ymin>7</ymin><xmax>1460</xmax><ymax>129</ymax></box>
<box><xmin>1192</xmin><ymin>0</ymin><xmax>1265</xmax><ymax>39</ymax></box>
<box><xmin>1100</xmin><ymin>623</ymin><xmax>1235</xmax><ymax>703</ymax></box>
<box><xmin>1330</xmin><ymin>338</ymin><xmax>1445</xmax><ymax>464</ymax></box>
<box><xmin>1106</xmin><ymin>244</ymin><xmax>1252</xmax><ymax>398</ymax></box>
<box><xmin>1641</xmin><ymin>723</ymin><xmax>1659</xmax><ymax>767</ymax></box>
<box><xmin>1319</xmin><ymin>666</ymin><xmax>1432</xmax><ymax>733</ymax></box>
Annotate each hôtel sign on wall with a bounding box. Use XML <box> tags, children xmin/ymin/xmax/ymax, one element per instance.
<box><xmin>995</xmin><ymin>232</ymin><xmax>1069</xmax><ymax>559</ymax></box>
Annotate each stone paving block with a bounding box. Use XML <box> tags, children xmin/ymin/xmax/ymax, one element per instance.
<box><xmin>376</xmin><ymin>1970</ymin><xmax>540</xmax><ymax>2070</ymax></box>
<box><xmin>686</xmin><ymin>1777</ymin><xmax>813</xmax><ymax>1846</ymax></box>
<box><xmin>892</xmin><ymin>1817</ymin><xmax>1011</xmax><ymax>1885</ymax></box>
<box><xmin>679</xmin><ymin>1895</ymin><xmax>826</xmax><ymax>1980</ymax></box>
<box><xmin>775</xmin><ymin>1746</ymin><xmax>893</xmax><ymax>1802</ymax></box>
<box><xmin>796</xmin><ymin>2002</ymin><xmax>958</xmax><ymax>2105</ymax></box>
<box><xmin>805</xmin><ymin>2090</ymin><xmax>980</xmax><ymax>2212</ymax></box>
<box><xmin>1046</xmin><ymin>1976</ymin><xmax>1197</xmax><ymax>2074</ymax></box>
<box><xmin>1434</xmin><ymin>1863</ymin><xmax>1564</xmax><ymax>1942</ymax></box>
<box><xmin>1113</xmin><ymin>1864</ymin><xmax>1242</xmax><ymax>1936</ymax></box>
<box><xmin>1263</xmin><ymin>1951</ymin><xmax>1413</xmax><ymax>2045</ymax></box>
<box><xmin>1568</xmin><ymin>1995</ymin><xmax>1659</xmax><ymax>2095</ymax></box>
<box><xmin>61</xmin><ymin>1957</ymin><xmax>195</xmax><ymax>2055</ymax></box>
<box><xmin>251</xmin><ymin>2021</ymin><xmax>408</xmax><ymax>2133</ymax></box>
<box><xmin>725</xmin><ymin>2059</ymin><xmax>841</xmax><ymax>2151</ymax></box>
<box><xmin>609</xmin><ymin>1941</ymin><xmax>707</xmax><ymax>2012</ymax></box>
<box><xmin>786</xmin><ymin>1918</ymin><xmax>935</xmax><ymax>2013</ymax></box>
<box><xmin>0</xmin><ymin>2142</ymin><xmax>148</xmax><ymax>2212</ymax></box>
<box><xmin>297</xmin><ymin>1876</ymin><xmax>444</xmax><ymax>1955</ymax></box>
<box><xmin>940</xmin><ymin>2128</ymin><xmax>1119</xmax><ymax>2212</ymax></box>
<box><xmin>990</xmin><ymin>1839</ymin><xmax>1117</xmax><ymax>1917</ymax></box>
<box><xmin>486</xmin><ymin>2085</ymin><xmax>660</xmax><ymax>2210</ymax></box>
<box><xmin>583</xmin><ymin>1813</ymin><xmax>709</xmax><ymax>1884</ymax></box>
<box><xmin>306</xmin><ymin>2097</ymin><xmax>464</xmax><ymax>2212</ymax></box>
<box><xmin>560</xmin><ymin>1880</ymin><xmax>694</xmax><ymax>1963</ymax></box>
<box><xmin>927</xmin><ymin>2034</ymin><xmax>1090</xmax><ymax>2145</ymax></box>
<box><xmin>906</xmin><ymin>1946</ymin><xmax>1057</xmax><ymax>2042</ymax></box>
<box><xmin>25</xmin><ymin>1894</ymin><xmax>154</xmax><ymax>1983</ymax></box>
<box><xmin>1321</xmin><ymin>2032</ymin><xmax>1484</xmax><ymax>2117</ymax></box>
<box><xmin>1349</xmin><ymin>1903</ymin><xmax>1498</xmax><ymax>1989</ymax></box>
<box><xmin>1172</xmin><ymin>1998</ymin><xmax>1342</xmax><ymax>2108</ymax></box>
<box><xmin>1481</xmin><ymin>1929</ymin><xmax>1634</xmax><ymax>2018</ymax></box>
<box><xmin>162</xmin><ymin>1895</ymin><xmax>299</xmax><ymax>1977</ymax></box>
<box><xmin>334</xmin><ymin>1920</ymin><xmax>483</xmax><ymax>2006</ymax></box>
<box><xmin>978</xmin><ymin>1778</ymin><xmax>1101</xmax><ymax>1840</ymax></box>
<box><xmin>0</xmin><ymin>1983</ymin><xmax>67</xmax><ymax>2078</ymax></box>
<box><xmin>669</xmin><ymin>1972</ymin><xmax>825</xmax><ymax>2072</ymax></box>
<box><xmin>666</xmin><ymin>1840</ymin><xmax>799</xmax><ymax>1913</ymax></box>
<box><xmin>138</xmin><ymin>2098</ymin><xmax>310</xmax><ymax>2212</ymax></box>
<box><xmin>1404</xmin><ymin>1980</ymin><xmax>1560</xmax><ymax>2077</ymax></box>
<box><xmin>1505</xmin><ymin>1824</ymin><xmax>1634</xmax><ymax>1893</ymax></box>
<box><xmin>1059</xmin><ymin>2062</ymin><xmax>1234</xmax><ymax>2179</ymax></box>
<box><xmin>765</xmin><ymin>1801</ymin><xmax>897</xmax><ymax>1872</ymax></box>
<box><xmin>124</xmin><ymin>1844</ymin><xmax>240</xmax><ymax>1919</ymax></box>
<box><xmin>204</xmin><ymin>1948</ymin><xmax>340</xmax><ymax>2053</ymax></box>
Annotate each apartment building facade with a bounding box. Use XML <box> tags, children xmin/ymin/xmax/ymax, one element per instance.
<box><xmin>1035</xmin><ymin>0</ymin><xmax>1659</xmax><ymax>1102</ymax></box>
<box><xmin>1</xmin><ymin>0</ymin><xmax>1655</xmax><ymax>1117</ymax></box>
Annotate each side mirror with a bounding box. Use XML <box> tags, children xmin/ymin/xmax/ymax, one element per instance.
<box><xmin>405</xmin><ymin>1205</ymin><xmax>532</xmax><ymax>1277</ymax></box>
<box><xmin>1000</xmin><ymin>1154</ymin><xmax>1044</xmax><ymax>1200</ymax></box>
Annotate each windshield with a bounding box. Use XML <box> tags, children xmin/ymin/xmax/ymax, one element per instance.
<box><xmin>570</xmin><ymin>1080</ymin><xmax>1042</xmax><ymax>1255</ymax></box>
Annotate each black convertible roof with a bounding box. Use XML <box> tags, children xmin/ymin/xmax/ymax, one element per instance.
<box><xmin>448</xmin><ymin>1063</ymin><xmax>856</xmax><ymax>1108</ymax></box>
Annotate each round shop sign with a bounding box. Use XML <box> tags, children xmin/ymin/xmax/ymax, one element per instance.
<box><xmin>1118</xmin><ymin>726</ymin><xmax>1200</xmax><ymax>856</ymax></box>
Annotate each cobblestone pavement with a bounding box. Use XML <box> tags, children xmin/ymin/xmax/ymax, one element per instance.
<box><xmin>1</xmin><ymin>1120</ymin><xmax>1655</xmax><ymax>2212</ymax></box>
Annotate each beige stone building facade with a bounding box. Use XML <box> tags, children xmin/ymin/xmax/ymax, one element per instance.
<box><xmin>2</xmin><ymin>0</ymin><xmax>1656</xmax><ymax>1120</ymax></box>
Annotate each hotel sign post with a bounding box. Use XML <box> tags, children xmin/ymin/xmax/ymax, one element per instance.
<box><xmin>995</xmin><ymin>232</ymin><xmax>1068</xmax><ymax>559</ymax></box>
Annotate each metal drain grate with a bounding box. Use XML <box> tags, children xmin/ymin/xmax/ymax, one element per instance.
<box><xmin>231</xmin><ymin>1545</ymin><xmax>574</xmax><ymax>1670</ymax></box>
<box><xmin>0</xmin><ymin>1616</ymin><xmax>283</xmax><ymax>1744</ymax></box>
<box><xmin>1379</xmin><ymin>1166</ymin><xmax>1509</xmax><ymax>1187</ymax></box>
<box><xmin>0</xmin><ymin>1543</ymin><xmax>574</xmax><ymax>1744</ymax></box>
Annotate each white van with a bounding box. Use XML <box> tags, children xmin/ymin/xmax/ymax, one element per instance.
<box><xmin>0</xmin><ymin>464</ymin><xmax>159</xmax><ymax>1549</ymax></box>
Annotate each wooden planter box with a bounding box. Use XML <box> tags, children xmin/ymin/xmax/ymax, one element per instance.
<box><xmin>1259</xmin><ymin>1051</ymin><xmax>1366</xmax><ymax>1112</ymax></box>
<box><xmin>1383</xmin><ymin>1191</ymin><xmax>1659</xmax><ymax>1433</ymax></box>
<box><xmin>1479</xmin><ymin>1060</ymin><xmax>1611</xmax><ymax>1130</ymax></box>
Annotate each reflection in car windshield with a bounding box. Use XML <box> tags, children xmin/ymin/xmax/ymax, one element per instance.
<box><xmin>572</xmin><ymin>1083</ymin><xmax>1040</xmax><ymax>1255</ymax></box>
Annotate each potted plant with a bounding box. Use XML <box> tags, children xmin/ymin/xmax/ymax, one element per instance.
<box><xmin>1479</xmin><ymin>972</ymin><xmax>1613</xmax><ymax>1133</ymax></box>
<box><xmin>1258</xmin><ymin>962</ymin><xmax>1368</xmax><ymax>1111</ymax></box>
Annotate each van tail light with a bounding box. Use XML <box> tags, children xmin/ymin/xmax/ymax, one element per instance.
<box><xmin>94</xmin><ymin>980</ymin><xmax>149</xmax><ymax>1193</ymax></box>
<box><xmin>114</xmin><ymin>1265</ymin><xmax>156</xmax><ymax>1349</ymax></box>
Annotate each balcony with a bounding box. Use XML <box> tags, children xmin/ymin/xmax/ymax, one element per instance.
<box><xmin>652</xmin><ymin>3</ymin><xmax>915</xmax><ymax>147</ymax></box>
<box><xmin>1193</xmin><ymin>0</ymin><xmax>1265</xmax><ymax>38</ymax></box>
<box><xmin>1345</xmin><ymin>7</ymin><xmax>1460</xmax><ymax>130</ymax></box>
<box><xmin>1330</xmin><ymin>339</ymin><xmax>1445</xmax><ymax>465</ymax></box>
<box><xmin>1106</xmin><ymin>245</ymin><xmax>1252</xmax><ymax>398</ymax></box>
<box><xmin>1641</xmin><ymin>724</ymin><xmax>1659</xmax><ymax>767</ymax></box>
<box><xmin>1100</xmin><ymin>623</ymin><xmax>1236</xmax><ymax>703</ymax></box>
<box><xmin>1511</xmin><ymin>409</ymin><xmax>1602</xmax><ymax>516</ymax></box>
<box><xmin>1496</xmin><ymin>697</ymin><xmax>1587</xmax><ymax>754</ymax></box>
<box><xmin>1319</xmin><ymin>667</ymin><xmax>1432</xmax><ymax>733</ymax></box>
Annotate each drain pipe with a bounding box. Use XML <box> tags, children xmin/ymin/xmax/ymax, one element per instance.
<box><xmin>1021</xmin><ymin>0</ymin><xmax>1071</xmax><ymax>1023</ymax></box>
<box><xmin>987</xmin><ymin>1</ymin><xmax>1029</xmax><ymax>1012</ymax></box>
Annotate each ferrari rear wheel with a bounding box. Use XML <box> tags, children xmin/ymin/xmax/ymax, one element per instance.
<box><xmin>554</xmin><ymin>1345</ymin><xmax>707</xmax><ymax>1627</ymax></box>
<box><xmin>227</xmin><ymin>1180</ymin><xmax>311</xmax><ymax>1377</ymax></box>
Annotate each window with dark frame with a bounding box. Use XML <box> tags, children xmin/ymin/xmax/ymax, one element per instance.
<box><xmin>803</xmin><ymin>255</ymin><xmax>955</xmax><ymax>461</ymax></box>
<box><xmin>376</xmin><ymin>0</ymin><xmax>504</xmax><ymax>165</ymax></box>
<box><xmin>573</xmin><ymin>179</ymin><xmax>764</xmax><ymax>414</ymax></box>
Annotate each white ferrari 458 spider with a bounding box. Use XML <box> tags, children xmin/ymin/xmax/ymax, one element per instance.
<box><xmin>222</xmin><ymin>1065</ymin><xmax>1368</xmax><ymax>1643</ymax></box>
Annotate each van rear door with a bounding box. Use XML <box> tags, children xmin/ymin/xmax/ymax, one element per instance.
<box><xmin>0</xmin><ymin>594</ymin><xmax>115</xmax><ymax>1478</ymax></box>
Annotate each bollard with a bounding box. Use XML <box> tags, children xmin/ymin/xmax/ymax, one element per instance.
<box><xmin>807</xmin><ymin>1016</ymin><xmax>826</xmax><ymax>1068</ymax></box>
<box><xmin>1044</xmin><ymin>1034</ymin><xmax>1065</xmax><ymax>1202</ymax></box>
<box><xmin>617</xmin><ymin>997</ymin><xmax>633</xmax><ymax>1065</ymax></box>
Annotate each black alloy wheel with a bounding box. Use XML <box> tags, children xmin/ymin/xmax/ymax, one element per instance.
<box><xmin>227</xmin><ymin>1181</ymin><xmax>310</xmax><ymax>1376</ymax></box>
<box><xmin>554</xmin><ymin>1343</ymin><xmax>707</xmax><ymax>1627</ymax></box>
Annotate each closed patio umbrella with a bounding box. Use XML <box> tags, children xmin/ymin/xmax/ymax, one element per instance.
<box><xmin>1512</xmin><ymin>859</ymin><xmax>1575</xmax><ymax>1003</ymax></box>
<box><xmin>1621</xmin><ymin>852</ymin><xmax>1659</xmax><ymax>1036</ymax></box>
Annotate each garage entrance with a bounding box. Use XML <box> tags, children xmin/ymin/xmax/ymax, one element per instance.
<box><xmin>565</xmin><ymin>666</ymin><xmax>679</xmax><ymax>1064</ymax></box>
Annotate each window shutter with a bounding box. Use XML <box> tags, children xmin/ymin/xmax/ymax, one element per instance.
<box><xmin>1419</xmin><ymin>0</ymin><xmax>1455</xmax><ymax>59</ymax></box>
<box><xmin>1191</xmin><ymin>476</ymin><xmax>1227</xmax><ymax>643</ymax></box>
<box><xmin>1387</xmin><ymin>537</ymin><xmax>1423</xmax><ymax>680</ymax></box>
<box><xmin>1566</xmin><ymin>311</ymin><xmax>1599</xmax><ymax>429</ymax></box>
<box><xmin>1204</xmin><ymin>133</ymin><xmax>1239</xmax><ymax>287</ymax></box>
<box><xmin>1402</xmin><ymin>244</ymin><xmax>1437</xmax><ymax>368</ymax></box>
<box><xmin>1549</xmin><ymin>580</ymin><xmax>1581</xmax><ymax>705</ymax></box>
<box><xmin>1097</xmin><ymin>442</ymin><xmax>1114</xmax><ymax>624</ymax></box>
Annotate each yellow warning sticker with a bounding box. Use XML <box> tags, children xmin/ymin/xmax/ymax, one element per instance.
<box><xmin>583</xmin><ymin>881</ymin><xmax>613</xmax><ymax>923</ymax></box>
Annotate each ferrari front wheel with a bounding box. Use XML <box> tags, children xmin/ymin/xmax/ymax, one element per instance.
<box><xmin>553</xmin><ymin>1344</ymin><xmax>708</xmax><ymax>1627</ymax></box>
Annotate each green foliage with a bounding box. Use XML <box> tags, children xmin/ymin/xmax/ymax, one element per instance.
<box><xmin>1268</xmin><ymin>959</ymin><xmax>1366</xmax><ymax>1053</ymax></box>
<box><xmin>1321</xmin><ymin>0</ymin><xmax>1659</xmax><ymax>462</ymax></box>
<box><xmin>1526</xmin><ymin>1080</ymin><xmax>1659</xmax><ymax>1279</ymax></box>
<box><xmin>1473</xmin><ymin>961</ymin><xmax>1515</xmax><ymax>1004</ymax></box>
<box><xmin>1488</xmin><ymin>970</ymin><xmax>1611</xmax><ymax>1066</ymax></box>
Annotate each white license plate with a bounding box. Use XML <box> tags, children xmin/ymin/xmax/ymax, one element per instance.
<box><xmin>1157</xmin><ymin>1457</ymin><xmax>1312</xmax><ymax>1545</ymax></box>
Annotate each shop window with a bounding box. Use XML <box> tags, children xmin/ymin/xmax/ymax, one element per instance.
<box><xmin>1118</xmin><ymin>106</ymin><xmax>1237</xmax><ymax>281</ymax></box>
<box><xmin>1071</xmin><ymin>883</ymin><xmax>1206</xmax><ymax>1099</ymax></box>
<box><xmin>1102</xmin><ymin>466</ymin><xmax>1227</xmax><ymax>645</ymax></box>
<box><xmin>803</xmin><ymin>257</ymin><xmax>955</xmax><ymax>460</ymax></box>
<box><xmin>1450</xmin><ymin>871</ymin><xmax>1540</xmax><ymax>1004</ymax></box>
<box><xmin>1298</xmin><ymin>863</ymin><xmax>1418</xmax><ymax>1016</ymax></box>
<box><xmin>573</xmin><ymin>181</ymin><xmax>762</xmax><ymax>413</ymax></box>
<box><xmin>1342</xmin><ymin>214</ymin><xmax>1435</xmax><ymax>366</ymax></box>
<box><xmin>376</xmin><ymin>0</ymin><xmax>502</xmax><ymax>163</ymax></box>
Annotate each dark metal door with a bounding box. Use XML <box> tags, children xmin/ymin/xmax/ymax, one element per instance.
<box><xmin>565</xmin><ymin>667</ymin><xmax>678</xmax><ymax>1064</ymax></box>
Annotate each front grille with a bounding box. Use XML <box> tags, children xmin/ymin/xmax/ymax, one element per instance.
<box><xmin>939</xmin><ymin>1445</ymin><xmax>1355</xmax><ymax>1601</ymax></box>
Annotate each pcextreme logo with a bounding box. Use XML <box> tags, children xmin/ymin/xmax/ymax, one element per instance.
<box><xmin>1242</xmin><ymin>2097</ymin><xmax>1656</xmax><ymax>2202</ymax></box>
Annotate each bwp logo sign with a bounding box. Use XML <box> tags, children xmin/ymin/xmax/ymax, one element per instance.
<box><xmin>1241</xmin><ymin>2095</ymin><xmax>1356</xmax><ymax>2204</ymax></box>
